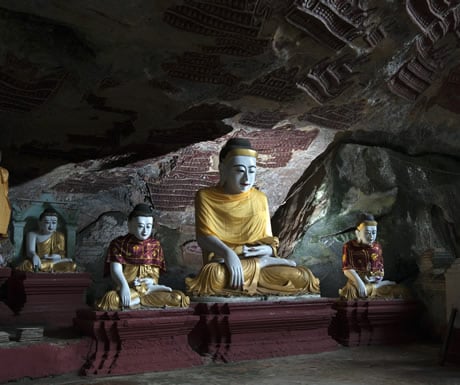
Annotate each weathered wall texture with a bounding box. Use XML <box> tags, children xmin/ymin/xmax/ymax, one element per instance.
<box><xmin>0</xmin><ymin>1</ymin><xmax>459</xmax><ymax>335</ymax></box>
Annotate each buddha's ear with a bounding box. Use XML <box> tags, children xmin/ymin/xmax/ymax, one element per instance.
<box><xmin>355</xmin><ymin>228</ymin><xmax>360</xmax><ymax>241</ymax></box>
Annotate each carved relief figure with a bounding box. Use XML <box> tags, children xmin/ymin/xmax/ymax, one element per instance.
<box><xmin>17</xmin><ymin>208</ymin><xmax>77</xmax><ymax>272</ymax></box>
<box><xmin>339</xmin><ymin>214</ymin><xmax>409</xmax><ymax>300</ymax></box>
<box><xmin>186</xmin><ymin>138</ymin><xmax>320</xmax><ymax>297</ymax></box>
<box><xmin>96</xmin><ymin>204</ymin><xmax>189</xmax><ymax>310</ymax></box>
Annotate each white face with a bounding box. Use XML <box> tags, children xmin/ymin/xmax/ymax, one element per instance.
<box><xmin>129</xmin><ymin>216</ymin><xmax>153</xmax><ymax>241</ymax></box>
<box><xmin>39</xmin><ymin>215</ymin><xmax>58</xmax><ymax>234</ymax></box>
<box><xmin>356</xmin><ymin>225</ymin><xmax>377</xmax><ymax>245</ymax></box>
<box><xmin>220</xmin><ymin>155</ymin><xmax>256</xmax><ymax>194</ymax></box>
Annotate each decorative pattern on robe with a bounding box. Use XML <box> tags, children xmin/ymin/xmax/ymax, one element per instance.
<box><xmin>105</xmin><ymin>233</ymin><xmax>166</xmax><ymax>273</ymax></box>
<box><xmin>339</xmin><ymin>239</ymin><xmax>409</xmax><ymax>300</ymax></box>
<box><xmin>342</xmin><ymin>240</ymin><xmax>384</xmax><ymax>279</ymax></box>
<box><xmin>36</xmin><ymin>231</ymin><xmax>66</xmax><ymax>259</ymax></box>
<box><xmin>97</xmin><ymin>233</ymin><xmax>189</xmax><ymax>310</ymax></box>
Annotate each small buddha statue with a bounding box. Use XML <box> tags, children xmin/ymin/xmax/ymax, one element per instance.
<box><xmin>185</xmin><ymin>138</ymin><xmax>320</xmax><ymax>297</ymax></box>
<box><xmin>17</xmin><ymin>208</ymin><xmax>77</xmax><ymax>272</ymax></box>
<box><xmin>0</xmin><ymin>151</ymin><xmax>11</xmax><ymax>240</ymax></box>
<box><xmin>339</xmin><ymin>213</ymin><xmax>409</xmax><ymax>300</ymax></box>
<box><xmin>96</xmin><ymin>203</ymin><xmax>190</xmax><ymax>310</ymax></box>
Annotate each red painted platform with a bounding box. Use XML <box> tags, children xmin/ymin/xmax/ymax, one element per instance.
<box><xmin>5</xmin><ymin>270</ymin><xmax>92</xmax><ymax>333</ymax></box>
<box><xmin>74</xmin><ymin>307</ymin><xmax>204</xmax><ymax>376</ymax></box>
<box><xmin>189</xmin><ymin>297</ymin><xmax>338</xmax><ymax>362</ymax></box>
<box><xmin>0</xmin><ymin>338</ymin><xmax>91</xmax><ymax>383</ymax></box>
<box><xmin>329</xmin><ymin>299</ymin><xmax>419</xmax><ymax>346</ymax></box>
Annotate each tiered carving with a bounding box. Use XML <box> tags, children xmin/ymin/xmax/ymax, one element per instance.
<box><xmin>239</xmin><ymin>110</ymin><xmax>288</xmax><ymax>128</ymax></box>
<box><xmin>164</xmin><ymin>0</ymin><xmax>271</xmax><ymax>57</ymax></box>
<box><xmin>389</xmin><ymin>0</ymin><xmax>460</xmax><ymax>101</ymax></box>
<box><xmin>430</xmin><ymin>64</ymin><xmax>460</xmax><ymax>114</ymax></box>
<box><xmin>0</xmin><ymin>53</ymin><xmax>66</xmax><ymax>113</ymax></box>
<box><xmin>248</xmin><ymin>128</ymin><xmax>319</xmax><ymax>169</ymax></box>
<box><xmin>298</xmin><ymin>99</ymin><xmax>367</xmax><ymax>130</ymax></box>
<box><xmin>149</xmin><ymin>146</ymin><xmax>220</xmax><ymax>212</ymax></box>
<box><xmin>225</xmin><ymin>66</ymin><xmax>300</xmax><ymax>101</ymax></box>
<box><xmin>148</xmin><ymin>128</ymin><xmax>318</xmax><ymax>211</ymax></box>
<box><xmin>296</xmin><ymin>55</ymin><xmax>365</xmax><ymax>104</ymax></box>
<box><xmin>162</xmin><ymin>52</ymin><xmax>239</xmax><ymax>85</ymax></box>
<box><xmin>201</xmin><ymin>36</ymin><xmax>270</xmax><ymax>57</ymax></box>
<box><xmin>363</xmin><ymin>23</ymin><xmax>387</xmax><ymax>48</ymax></box>
<box><xmin>53</xmin><ymin>169</ymin><xmax>132</xmax><ymax>194</ymax></box>
<box><xmin>175</xmin><ymin>103</ymin><xmax>239</xmax><ymax>121</ymax></box>
<box><xmin>406</xmin><ymin>0</ymin><xmax>460</xmax><ymax>43</ymax></box>
<box><xmin>285</xmin><ymin>0</ymin><xmax>375</xmax><ymax>51</ymax></box>
<box><xmin>388</xmin><ymin>38</ymin><xmax>451</xmax><ymax>101</ymax></box>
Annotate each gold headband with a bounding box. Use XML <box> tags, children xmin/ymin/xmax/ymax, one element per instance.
<box><xmin>222</xmin><ymin>148</ymin><xmax>258</xmax><ymax>162</ymax></box>
<box><xmin>357</xmin><ymin>221</ymin><xmax>377</xmax><ymax>230</ymax></box>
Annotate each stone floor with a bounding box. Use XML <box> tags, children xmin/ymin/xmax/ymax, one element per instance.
<box><xmin>7</xmin><ymin>343</ymin><xmax>460</xmax><ymax>385</ymax></box>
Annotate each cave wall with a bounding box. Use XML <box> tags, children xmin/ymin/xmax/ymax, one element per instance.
<box><xmin>0</xmin><ymin>1</ymin><xmax>459</xmax><ymax>337</ymax></box>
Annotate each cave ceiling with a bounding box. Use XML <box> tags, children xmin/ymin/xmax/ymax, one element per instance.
<box><xmin>0</xmin><ymin>0</ymin><xmax>460</xmax><ymax>185</ymax></box>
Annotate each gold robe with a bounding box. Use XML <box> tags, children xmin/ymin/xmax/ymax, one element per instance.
<box><xmin>17</xmin><ymin>231</ymin><xmax>76</xmax><ymax>272</ymax></box>
<box><xmin>185</xmin><ymin>186</ymin><xmax>320</xmax><ymax>296</ymax></box>
<box><xmin>0</xmin><ymin>167</ymin><xmax>11</xmax><ymax>236</ymax></box>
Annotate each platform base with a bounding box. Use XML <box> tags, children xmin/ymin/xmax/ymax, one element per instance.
<box><xmin>190</xmin><ymin>297</ymin><xmax>338</xmax><ymax>362</ymax></box>
<box><xmin>74</xmin><ymin>307</ymin><xmax>203</xmax><ymax>375</ymax></box>
<box><xmin>329</xmin><ymin>299</ymin><xmax>419</xmax><ymax>346</ymax></box>
<box><xmin>0</xmin><ymin>338</ymin><xmax>90</xmax><ymax>383</ymax></box>
<box><xmin>6</xmin><ymin>270</ymin><xmax>92</xmax><ymax>333</ymax></box>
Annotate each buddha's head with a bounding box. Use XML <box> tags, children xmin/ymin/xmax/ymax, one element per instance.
<box><xmin>38</xmin><ymin>209</ymin><xmax>59</xmax><ymax>235</ymax></box>
<box><xmin>355</xmin><ymin>213</ymin><xmax>378</xmax><ymax>246</ymax></box>
<box><xmin>128</xmin><ymin>203</ymin><xmax>155</xmax><ymax>241</ymax></box>
<box><xmin>218</xmin><ymin>138</ymin><xmax>258</xmax><ymax>194</ymax></box>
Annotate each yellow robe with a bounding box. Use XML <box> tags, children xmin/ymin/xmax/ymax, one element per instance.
<box><xmin>17</xmin><ymin>231</ymin><xmax>76</xmax><ymax>272</ymax></box>
<box><xmin>185</xmin><ymin>186</ymin><xmax>320</xmax><ymax>296</ymax></box>
<box><xmin>0</xmin><ymin>167</ymin><xmax>11</xmax><ymax>236</ymax></box>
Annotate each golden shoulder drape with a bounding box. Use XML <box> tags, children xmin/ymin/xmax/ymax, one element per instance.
<box><xmin>17</xmin><ymin>232</ymin><xmax>76</xmax><ymax>272</ymax></box>
<box><xmin>186</xmin><ymin>187</ymin><xmax>320</xmax><ymax>296</ymax></box>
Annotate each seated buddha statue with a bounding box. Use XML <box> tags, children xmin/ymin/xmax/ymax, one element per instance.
<box><xmin>96</xmin><ymin>203</ymin><xmax>189</xmax><ymax>310</ymax></box>
<box><xmin>17</xmin><ymin>208</ymin><xmax>77</xmax><ymax>272</ymax></box>
<box><xmin>339</xmin><ymin>213</ymin><xmax>409</xmax><ymax>300</ymax></box>
<box><xmin>185</xmin><ymin>138</ymin><xmax>320</xmax><ymax>297</ymax></box>
<box><xmin>0</xmin><ymin>151</ymin><xmax>11</xmax><ymax>240</ymax></box>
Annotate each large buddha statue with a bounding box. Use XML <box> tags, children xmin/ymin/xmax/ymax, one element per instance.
<box><xmin>96</xmin><ymin>203</ymin><xmax>189</xmax><ymax>310</ymax></box>
<box><xmin>17</xmin><ymin>208</ymin><xmax>77</xmax><ymax>272</ymax></box>
<box><xmin>339</xmin><ymin>213</ymin><xmax>409</xmax><ymax>300</ymax></box>
<box><xmin>185</xmin><ymin>138</ymin><xmax>320</xmax><ymax>297</ymax></box>
<box><xmin>0</xmin><ymin>151</ymin><xmax>11</xmax><ymax>240</ymax></box>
